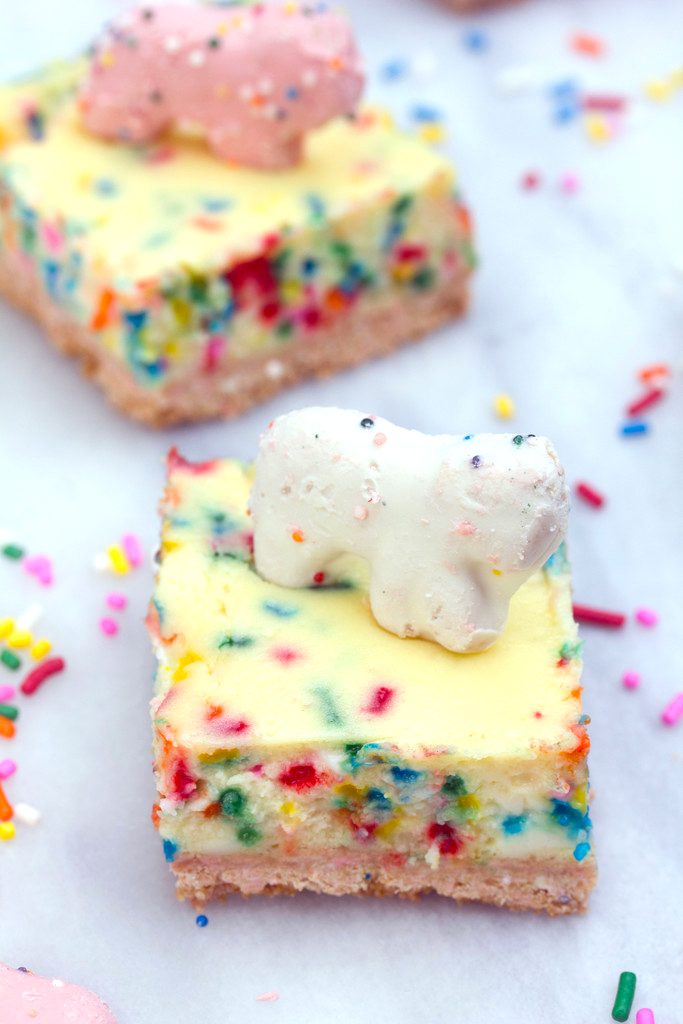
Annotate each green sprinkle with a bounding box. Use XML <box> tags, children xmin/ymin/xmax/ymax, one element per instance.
<box><xmin>392</xmin><ymin>194</ymin><xmax>413</xmax><ymax>216</ymax></box>
<box><xmin>512</xmin><ymin>435</ymin><xmax>524</xmax><ymax>446</ymax></box>
<box><xmin>612</xmin><ymin>972</ymin><xmax>636</xmax><ymax>1022</ymax></box>
<box><xmin>275</xmin><ymin>319</ymin><xmax>294</xmax><ymax>338</ymax></box>
<box><xmin>442</xmin><ymin>774</ymin><xmax>466</xmax><ymax>797</ymax></box>
<box><xmin>219</xmin><ymin>788</ymin><xmax>246</xmax><ymax>818</ymax></box>
<box><xmin>345</xmin><ymin>742</ymin><xmax>363</xmax><ymax>757</ymax></box>
<box><xmin>412</xmin><ymin>267</ymin><xmax>435</xmax><ymax>290</ymax></box>
<box><xmin>2</xmin><ymin>544</ymin><xmax>24</xmax><ymax>560</ymax></box>
<box><xmin>559</xmin><ymin>640</ymin><xmax>582</xmax><ymax>662</ymax></box>
<box><xmin>218</xmin><ymin>634</ymin><xmax>254</xmax><ymax>650</ymax></box>
<box><xmin>330</xmin><ymin>240</ymin><xmax>352</xmax><ymax>263</ymax></box>
<box><xmin>236</xmin><ymin>822</ymin><xmax>261</xmax><ymax>846</ymax></box>
<box><xmin>312</xmin><ymin>685</ymin><xmax>345</xmax><ymax>728</ymax></box>
<box><xmin>0</xmin><ymin>703</ymin><xmax>18</xmax><ymax>721</ymax></box>
<box><xmin>0</xmin><ymin>650</ymin><xmax>20</xmax><ymax>671</ymax></box>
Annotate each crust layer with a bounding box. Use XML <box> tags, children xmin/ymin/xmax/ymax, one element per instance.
<box><xmin>172</xmin><ymin>850</ymin><xmax>596</xmax><ymax>915</ymax></box>
<box><xmin>0</xmin><ymin>249</ymin><xmax>469</xmax><ymax>428</ymax></box>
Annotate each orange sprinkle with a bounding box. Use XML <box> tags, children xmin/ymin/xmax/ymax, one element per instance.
<box><xmin>151</xmin><ymin>803</ymin><xmax>161</xmax><ymax>828</ymax></box>
<box><xmin>90</xmin><ymin>288</ymin><xmax>115</xmax><ymax>331</ymax></box>
<box><xmin>291</xmin><ymin>529</ymin><xmax>305</xmax><ymax>543</ymax></box>
<box><xmin>0</xmin><ymin>717</ymin><xmax>15</xmax><ymax>740</ymax></box>
<box><xmin>570</xmin><ymin>32</ymin><xmax>605</xmax><ymax>57</ymax></box>
<box><xmin>0</xmin><ymin>782</ymin><xmax>12</xmax><ymax>822</ymax></box>
<box><xmin>203</xmin><ymin>802</ymin><xmax>222</xmax><ymax>818</ymax></box>
<box><xmin>638</xmin><ymin>362</ymin><xmax>670</xmax><ymax>384</ymax></box>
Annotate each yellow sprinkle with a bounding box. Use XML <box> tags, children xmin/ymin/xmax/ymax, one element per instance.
<box><xmin>100</xmin><ymin>51</ymin><xmax>115</xmax><ymax>69</ymax></box>
<box><xmin>375</xmin><ymin>817</ymin><xmax>401</xmax><ymax>840</ymax></box>
<box><xmin>573</xmin><ymin>784</ymin><xmax>588</xmax><ymax>814</ymax></box>
<box><xmin>417</xmin><ymin>122</ymin><xmax>446</xmax><ymax>145</ymax></box>
<box><xmin>107</xmin><ymin>545</ymin><xmax>130</xmax><ymax>575</ymax></box>
<box><xmin>198</xmin><ymin>747</ymin><xmax>240</xmax><ymax>764</ymax></box>
<box><xmin>172</xmin><ymin>651</ymin><xmax>202</xmax><ymax>683</ymax></box>
<box><xmin>0</xmin><ymin>619</ymin><xmax>14</xmax><ymax>640</ymax></box>
<box><xmin>7</xmin><ymin>630</ymin><xmax>32</xmax><ymax>649</ymax></box>
<box><xmin>644</xmin><ymin>79</ymin><xmax>673</xmax><ymax>102</ymax></box>
<box><xmin>493</xmin><ymin>393</ymin><xmax>515</xmax><ymax>419</ymax></box>
<box><xmin>0</xmin><ymin>822</ymin><xmax>16</xmax><ymax>841</ymax></box>
<box><xmin>281</xmin><ymin>280</ymin><xmax>302</xmax><ymax>302</ymax></box>
<box><xmin>391</xmin><ymin>264</ymin><xmax>414</xmax><ymax>283</ymax></box>
<box><xmin>216</xmin><ymin>21</ymin><xmax>229</xmax><ymax>35</ymax></box>
<box><xmin>280</xmin><ymin>801</ymin><xmax>297</xmax><ymax>817</ymax></box>
<box><xmin>458</xmin><ymin>793</ymin><xmax>481</xmax><ymax>815</ymax></box>
<box><xmin>31</xmin><ymin>639</ymin><xmax>52</xmax><ymax>661</ymax></box>
<box><xmin>584</xmin><ymin>113</ymin><xmax>611</xmax><ymax>143</ymax></box>
<box><xmin>669</xmin><ymin>67</ymin><xmax>683</xmax><ymax>89</ymax></box>
<box><xmin>334</xmin><ymin>782</ymin><xmax>364</xmax><ymax>801</ymax></box>
<box><xmin>491</xmin><ymin>568</ymin><xmax>503</xmax><ymax>577</ymax></box>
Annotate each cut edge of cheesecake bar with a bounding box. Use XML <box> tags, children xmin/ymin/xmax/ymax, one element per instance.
<box><xmin>0</xmin><ymin>247</ymin><xmax>469</xmax><ymax>427</ymax></box>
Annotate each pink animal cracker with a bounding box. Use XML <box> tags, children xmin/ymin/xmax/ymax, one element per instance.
<box><xmin>251</xmin><ymin>408</ymin><xmax>569</xmax><ymax>654</ymax></box>
<box><xmin>0</xmin><ymin>963</ymin><xmax>117</xmax><ymax>1024</ymax></box>
<box><xmin>79</xmin><ymin>3</ymin><xmax>365</xmax><ymax>169</ymax></box>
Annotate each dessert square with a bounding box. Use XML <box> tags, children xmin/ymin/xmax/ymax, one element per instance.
<box><xmin>0</xmin><ymin>63</ymin><xmax>473</xmax><ymax>426</ymax></box>
<box><xmin>148</xmin><ymin>453</ymin><xmax>595</xmax><ymax>914</ymax></box>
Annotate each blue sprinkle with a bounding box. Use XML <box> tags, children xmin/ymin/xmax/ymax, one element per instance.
<box><xmin>502</xmin><ymin>814</ymin><xmax>527</xmax><ymax>835</ymax></box>
<box><xmin>462</xmin><ymin>29</ymin><xmax>489</xmax><ymax>52</ymax></box>
<box><xmin>366</xmin><ymin>788</ymin><xmax>392</xmax><ymax>810</ymax></box>
<box><xmin>195</xmin><ymin>914</ymin><xmax>209</xmax><ymax>927</ymax></box>
<box><xmin>93</xmin><ymin>177</ymin><xmax>118</xmax><ymax>197</ymax></box>
<box><xmin>123</xmin><ymin>309</ymin><xmax>148</xmax><ymax>333</ymax></box>
<box><xmin>549</xmin><ymin>78</ymin><xmax>579</xmax><ymax>99</ymax></box>
<box><xmin>162</xmin><ymin>839</ymin><xmax>178</xmax><ymax>863</ymax></box>
<box><xmin>263</xmin><ymin>600</ymin><xmax>299</xmax><ymax>618</ymax></box>
<box><xmin>304</xmin><ymin>193</ymin><xmax>326</xmax><ymax>220</ymax></box>
<box><xmin>42</xmin><ymin>261</ymin><xmax>60</xmax><ymax>298</ymax></box>
<box><xmin>410</xmin><ymin>103</ymin><xmax>443</xmax><ymax>123</ymax></box>
<box><xmin>364</xmin><ymin>872</ymin><xmax>372</xmax><ymax>881</ymax></box>
<box><xmin>621</xmin><ymin>421</ymin><xmax>648</xmax><ymax>436</ymax></box>
<box><xmin>201</xmin><ymin>197</ymin><xmax>232</xmax><ymax>213</ymax></box>
<box><xmin>380</xmin><ymin>58</ymin><xmax>408</xmax><ymax>81</ymax></box>
<box><xmin>573</xmin><ymin>841</ymin><xmax>590</xmax><ymax>862</ymax></box>
<box><xmin>301</xmin><ymin>257</ymin><xmax>318</xmax><ymax>277</ymax></box>
<box><xmin>463</xmin><ymin>434</ymin><xmax>473</xmax><ymax>440</ymax></box>
<box><xmin>285</xmin><ymin>85</ymin><xmax>300</xmax><ymax>100</ymax></box>
<box><xmin>390</xmin><ymin>766</ymin><xmax>421</xmax><ymax>785</ymax></box>
<box><xmin>553</xmin><ymin>103</ymin><xmax>579</xmax><ymax>124</ymax></box>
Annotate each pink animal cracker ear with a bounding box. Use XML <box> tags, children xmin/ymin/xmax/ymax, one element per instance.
<box><xmin>79</xmin><ymin>3</ymin><xmax>365</xmax><ymax>170</ymax></box>
<box><xmin>0</xmin><ymin>963</ymin><xmax>118</xmax><ymax>1023</ymax></box>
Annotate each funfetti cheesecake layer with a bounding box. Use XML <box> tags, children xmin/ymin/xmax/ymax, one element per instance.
<box><xmin>148</xmin><ymin>454</ymin><xmax>596</xmax><ymax>914</ymax></box>
<box><xmin>0</xmin><ymin>64</ymin><xmax>474</xmax><ymax>427</ymax></box>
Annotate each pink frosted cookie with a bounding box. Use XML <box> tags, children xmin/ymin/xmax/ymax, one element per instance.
<box><xmin>0</xmin><ymin>963</ymin><xmax>117</xmax><ymax>1023</ymax></box>
<box><xmin>80</xmin><ymin>4</ymin><xmax>364</xmax><ymax>169</ymax></box>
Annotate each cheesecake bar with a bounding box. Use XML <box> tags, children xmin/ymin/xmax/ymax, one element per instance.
<box><xmin>148</xmin><ymin>452</ymin><xmax>595</xmax><ymax>914</ymax></box>
<box><xmin>0</xmin><ymin>62</ymin><xmax>474</xmax><ymax>427</ymax></box>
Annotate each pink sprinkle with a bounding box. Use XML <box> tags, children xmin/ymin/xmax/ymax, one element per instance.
<box><xmin>270</xmin><ymin>646</ymin><xmax>301</xmax><ymax>666</ymax></box>
<box><xmin>373</xmin><ymin>433</ymin><xmax>387</xmax><ymax>446</ymax></box>
<box><xmin>622</xmin><ymin>671</ymin><xmax>640</xmax><ymax>690</ymax></box>
<box><xmin>0</xmin><ymin>759</ymin><xmax>17</xmax><ymax>780</ymax></box>
<box><xmin>635</xmin><ymin>607</ymin><xmax>658</xmax><ymax>627</ymax></box>
<box><xmin>364</xmin><ymin>685</ymin><xmax>395</xmax><ymax>715</ymax></box>
<box><xmin>255</xmin><ymin>992</ymin><xmax>279</xmax><ymax>1003</ymax></box>
<box><xmin>353</xmin><ymin>506</ymin><xmax>368</xmax><ymax>521</ymax></box>
<box><xmin>636</xmin><ymin>1010</ymin><xmax>655</xmax><ymax>1024</ymax></box>
<box><xmin>0</xmin><ymin>685</ymin><xmax>16</xmax><ymax>701</ymax></box>
<box><xmin>99</xmin><ymin>617</ymin><xmax>119</xmax><ymax>637</ymax></box>
<box><xmin>454</xmin><ymin>521</ymin><xmax>476</xmax><ymax>536</ymax></box>
<box><xmin>106</xmin><ymin>592</ymin><xmax>128</xmax><ymax>611</ymax></box>
<box><xmin>24</xmin><ymin>555</ymin><xmax>54</xmax><ymax>586</ymax></box>
<box><xmin>661</xmin><ymin>693</ymin><xmax>683</xmax><ymax>726</ymax></box>
<box><xmin>559</xmin><ymin>172</ymin><xmax>580</xmax><ymax>194</ymax></box>
<box><xmin>122</xmin><ymin>533</ymin><xmax>143</xmax><ymax>568</ymax></box>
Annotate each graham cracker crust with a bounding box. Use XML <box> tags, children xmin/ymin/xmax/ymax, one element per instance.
<box><xmin>0</xmin><ymin>249</ymin><xmax>469</xmax><ymax>428</ymax></box>
<box><xmin>173</xmin><ymin>850</ymin><xmax>596</xmax><ymax>916</ymax></box>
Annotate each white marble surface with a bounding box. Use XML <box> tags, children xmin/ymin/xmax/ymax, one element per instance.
<box><xmin>1</xmin><ymin>0</ymin><xmax>682</xmax><ymax>1021</ymax></box>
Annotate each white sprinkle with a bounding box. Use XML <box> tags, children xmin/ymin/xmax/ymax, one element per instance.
<box><xmin>258</xmin><ymin>78</ymin><xmax>274</xmax><ymax>95</ymax></box>
<box><xmin>411</xmin><ymin>48</ymin><xmax>438</xmax><ymax>82</ymax></box>
<box><xmin>301</xmin><ymin>69</ymin><xmax>318</xmax><ymax>88</ymax></box>
<box><xmin>164</xmin><ymin>35</ymin><xmax>181</xmax><ymax>54</ymax></box>
<box><xmin>13</xmin><ymin>802</ymin><xmax>41</xmax><ymax>826</ymax></box>
<box><xmin>93</xmin><ymin>552</ymin><xmax>110</xmax><ymax>572</ymax></box>
<box><xmin>15</xmin><ymin>604</ymin><xmax>43</xmax><ymax>632</ymax></box>
<box><xmin>188</xmin><ymin>49</ymin><xmax>206</xmax><ymax>67</ymax></box>
<box><xmin>239</xmin><ymin>84</ymin><xmax>255</xmax><ymax>102</ymax></box>
<box><xmin>264</xmin><ymin>359</ymin><xmax>285</xmax><ymax>381</ymax></box>
<box><xmin>52</xmin><ymin>980</ymin><xmax>65</xmax><ymax>989</ymax></box>
<box><xmin>495</xmin><ymin>64</ymin><xmax>539</xmax><ymax>95</ymax></box>
<box><xmin>353</xmin><ymin>506</ymin><xmax>368</xmax><ymax>521</ymax></box>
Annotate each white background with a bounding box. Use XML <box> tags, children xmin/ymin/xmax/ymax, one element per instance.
<box><xmin>1</xmin><ymin>0</ymin><xmax>682</xmax><ymax>1021</ymax></box>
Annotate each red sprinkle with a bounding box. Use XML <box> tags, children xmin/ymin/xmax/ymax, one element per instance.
<box><xmin>427</xmin><ymin>821</ymin><xmax>463</xmax><ymax>856</ymax></box>
<box><xmin>278</xmin><ymin>762</ymin><xmax>321</xmax><ymax>791</ymax></box>
<box><xmin>521</xmin><ymin>171</ymin><xmax>541</xmax><ymax>190</ymax></box>
<box><xmin>570</xmin><ymin>32</ymin><xmax>605</xmax><ymax>56</ymax></box>
<box><xmin>626</xmin><ymin>387</ymin><xmax>665</xmax><ymax>417</ymax></box>
<box><xmin>575</xmin><ymin>481</ymin><xmax>605</xmax><ymax>508</ymax></box>
<box><xmin>573</xmin><ymin>604</ymin><xmax>625</xmax><ymax>628</ymax></box>
<box><xmin>20</xmin><ymin>657</ymin><xmax>66</xmax><ymax>696</ymax></box>
<box><xmin>364</xmin><ymin>685</ymin><xmax>395</xmax><ymax>715</ymax></box>
<box><xmin>582</xmin><ymin>95</ymin><xmax>626</xmax><ymax>112</ymax></box>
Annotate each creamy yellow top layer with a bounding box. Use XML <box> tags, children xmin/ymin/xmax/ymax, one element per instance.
<box><xmin>0</xmin><ymin>63</ymin><xmax>455</xmax><ymax>282</ymax></box>
<box><xmin>151</xmin><ymin>457</ymin><xmax>584</xmax><ymax>762</ymax></box>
